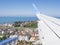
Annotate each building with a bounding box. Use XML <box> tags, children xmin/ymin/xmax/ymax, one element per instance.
<box><xmin>18</xmin><ymin>32</ymin><xmax>29</xmax><ymax>41</ymax></box>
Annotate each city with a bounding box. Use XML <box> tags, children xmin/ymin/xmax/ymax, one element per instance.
<box><xmin>0</xmin><ymin>21</ymin><xmax>40</xmax><ymax>45</ymax></box>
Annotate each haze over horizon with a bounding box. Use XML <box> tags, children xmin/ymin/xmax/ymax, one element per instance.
<box><xmin>0</xmin><ymin>0</ymin><xmax>60</xmax><ymax>17</ymax></box>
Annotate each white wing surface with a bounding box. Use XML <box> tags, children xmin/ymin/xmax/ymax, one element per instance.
<box><xmin>37</xmin><ymin>13</ymin><xmax>60</xmax><ymax>45</ymax></box>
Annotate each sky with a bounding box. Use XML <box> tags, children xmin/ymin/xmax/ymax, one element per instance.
<box><xmin>0</xmin><ymin>0</ymin><xmax>60</xmax><ymax>17</ymax></box>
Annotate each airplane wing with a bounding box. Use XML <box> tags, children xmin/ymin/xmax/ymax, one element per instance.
<box><xmin>37</xmin><ymin>13</ymin><xmax>60</xmax><ymax>45</ymax></box>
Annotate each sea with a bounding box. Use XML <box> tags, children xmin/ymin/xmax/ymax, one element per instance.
<box><xmin>0</xmin><ymin>16</ymin><xmax>39</xmax><ymax>24</ymax></box>
<box><xmin>0</xmin><ymin>16</ymin><xmax>60</xmax><ymax>24</ymax></box>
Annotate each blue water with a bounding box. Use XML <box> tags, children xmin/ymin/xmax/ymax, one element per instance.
<box><xmin>0</xmin><ymin>16</ymin><xmax>60</xmax><ymax>24</ymax></box>
<box><xmin>0</xmin><ymin>16</ymin><xmax>39</xmax><ymax>24</ymax></box>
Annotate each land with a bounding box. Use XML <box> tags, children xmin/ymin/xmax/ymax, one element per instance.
<box><xmin>0</xmin><ymin>21</ymin><xmax>40</xmax><ymax>45</ymax></box>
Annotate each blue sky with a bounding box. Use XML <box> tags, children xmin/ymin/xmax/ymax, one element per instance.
<box><xmin>0</xmin><ymin>0</ymin><xmax>60</xmax><ymax>17</ymax></box>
